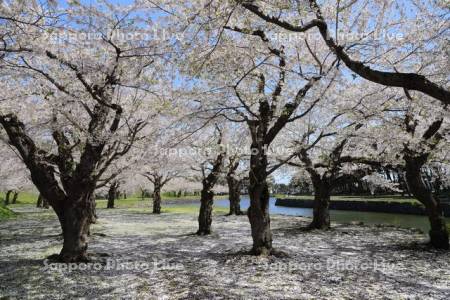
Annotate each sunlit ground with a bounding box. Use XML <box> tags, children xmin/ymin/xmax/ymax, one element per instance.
<box><xmin>0</xmin><ymin>203</ymin><xmax>449</xmax><ymax>299</ymax></box>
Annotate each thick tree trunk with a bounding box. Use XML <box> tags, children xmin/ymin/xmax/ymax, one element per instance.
<box><xmin>248</xmin><ymin>147</ymin><xmax>272</xmax><ymax>255</ymax></box>
<box><xmin>309</xmin><ymin>180</ymin><xmax>331</xmax><ymax>230</ymax></box>
<box><xmin>43</xmin><ymin>197</ymin><xmax>50</xmax><ymax>209</ymax></box>
<box><xmin>405</xmin><ymin>157</ymin><xmax>449</xmax><ymax>249</ymax></box>
<box><xmin>152</xmin><ymin>184</ymin><xmax>162</xmax><ymax>214</ymax></box>
<box><xmin>248</xmin><ymin>179</ymin><xmax>272</xmax><ymax>255</ymax></box>
<box><xmin>197</xmin><ymin>188</ymin><xmax>214</xmax><ymax>235</ymax></box>
<box><xmin>55</xmin><ymin>193</ymin><xmax>95</xmax><ymax>262</ymax></box>
<box><xmin>227</xmin><ymin>176</ymin><xmax>243</xmax><ymax>215</ymax></box>
<box><xmin>37</xmin><ymin>194</ymin><xmax>50</xmax><ymax>209</ymax></box>
<box><xmin>37</xmin><ymin>194</ymin><xmax>43</xmax><ymax>208</ymax></box>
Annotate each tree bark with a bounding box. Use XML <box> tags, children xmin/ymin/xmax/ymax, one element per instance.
<box><xmin>227</xmin><ymin>176</ymin><xmax>243</xmax><ymax>215</ymax></box>
<box><xmin>196</xmin><ymin>132</ymin><xmax>225</xmax><ymax>235</ymax></box>
<box><xmin>405</xmin><ymin>156</ymin><xmax>449</xmax><ymax>249</ymax></box>
<box><xmin>197</xmin><ymin>189</ymin><xmax>214</xmax><ymax>235</ymax></box>
<box><xmin>37</xmin><ymin>194</ymin><xmax>50</xmax><ymax>209</ymax></box>
<box><xmin>43</xmin><ymin>196</ymin><xmax>50</xmax><ymax>209</ymax></box>
<box><xmin>5</xmin><ymin>190</ymin><xmax>12</xmax><ymax>205</ymax></box>
<box><xmin>152</xmin><ymin>180</ymin><xmax>162</xmax><ymax>214</ymax></box>
<box><xmin>37</xmin><ymin>194</ymin><xmax>43</xmax><ymax>208</ymax></box>
<box><xmin>55</xmin><ymin>194</ymin><xmax>94</xmax><ymax>262</ymax></box>
<box><xmin>309</xmin><ymin>179</ymin><xmax>331</xmax><ymax>230</ymax></box>
<box><xmin>248</xmin><ymin>142</ymin><xmax>272</xmax><ymax>255</ymax></box>
<box><xmin>248</xmin><ymin>178</ymin><xmax>272</xmax><ymax>256</ymax></box>
<box><xmin>107</xmin><ymin>181</ymin><xmax>119</xmax><ymax>209</ymax></box>
<box><xmin>12</xmin><ymin>191</ymin><xmax>18</xmax><ymax>204</ymax></box>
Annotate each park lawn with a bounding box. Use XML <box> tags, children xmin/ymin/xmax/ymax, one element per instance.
<box><xmin>162</xmin><ymin>194</ymin><xmax>228</xmax><ymax>201</ymax></box>
<box><xmin>2</xmin><ymin>193</ymin><xmax>228</xmax><ymax>210</ymax></box>
<box><xmin>96</xmin><ymin>197</ymin><xmax>150</xmax><ymax>209</ymax></box>
<box><xmin>96</xmin><ymin>197</ymin><xmax>228</xmax><ymax>214</ymax></box>
<box><xmin>276</xmin><ymin>194</ymin><xmax>420</xmax><ymax>204</ymax></box>
<box><xmin>0</xmin><ymin>191</ymin><xmax>37</xmax><ymax>205</ymax></box>
<box><xmin>95</xmin><ymin>195</ymin><xmax>229</xmax><ymax>209</ymax></box>
<box><xmin>162</xmin><ymin>205</ymin><xmax>228</xmax><ymax>214</ymax></box>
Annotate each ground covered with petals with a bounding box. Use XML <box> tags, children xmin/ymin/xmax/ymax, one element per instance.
<box><xmin>0</xmin><ymin>205</ymin><xmax>449</xmax><ymax>299</ymax></box>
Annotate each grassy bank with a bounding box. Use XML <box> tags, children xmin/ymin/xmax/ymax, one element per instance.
<box><xmin>275</xmin><ymin>194</ymin><xmax>420</xmax><ymax>204</ymax></box>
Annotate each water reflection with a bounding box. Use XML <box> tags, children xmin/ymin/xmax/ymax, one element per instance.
<box><xmin>214</xmin><ymin>197</ymin><xmax>438</xmax><ymax>233</ymax></box>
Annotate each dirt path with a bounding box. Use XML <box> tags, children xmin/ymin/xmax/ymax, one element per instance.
<box><xmin>0</xmin><ymin>206</ymin><xmax>449</xmax><ymax>299</ymax></box>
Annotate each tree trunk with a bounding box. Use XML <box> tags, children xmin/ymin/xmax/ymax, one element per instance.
<box><xmin>227</xmin><ymin>176</ymin><xmax>243</xmax><ymax>215</ymax></box>
<box><xmin>405</xmin><ymin>157</ymin><xmax>449</xmax><ymax>249</ymax></box>
<box><xmin>107</xmin><ymin>189</ymin><xmax>115</xmax><ymax>209</ymax></box>
<box><xmin>43</xmin><ymin>197</ymin><xmax>50</xmax><ymax>209</ymax></box>
<box><xmin>196</xmin><ymin>134</ymin><xmax>225</xmax><ymax>235</ymax></box>
<box><xmin>107</xmin><ymin>181</ymin><xmax>119</xmax><ymax>209</ymax></box>
<box><xmin>309</xmin><ymin>180</ymin><xmax>331</xmax><ymax>230</ymax></box>
<box><xmin>37</xmin><ymin>194</ymin><xmax>50</xmax><ymax>209</ymax></box>
<box><xmin>55</xmin><ymin>193</ymin><xmax>95</xmax><ymax>262</ymax></box>
<box><xmin>248</xmin><ymin>179</ymin><xmax>272</xmax><ymax>255</ymax></box>
<box><xmin>197</xmin><ymin>188</ymin><xmax>214</xmax><ymax>235</ymax></box>
<box><xmin>37</xmin><ymin>194</ymin><xmax>43</xmax><ymax>208</ymax></box>
<box><xmin>12</xmin><ymin>191</ymin><xmax>18</xmax><ymax>204</ymax></box>
<box><xmin>152</xmin><ymin>183</ymin><xmax>162</xmax><ymax>214</ymax></box>
<box><xmin>248</xmin><ymin>146</ymin><xmax>272</xmax><ymax>255</ymax></box>
<box><xmin>4</xmin><ymin>190</ymin><xmax>12</xmax><ymax>205</ymax></box>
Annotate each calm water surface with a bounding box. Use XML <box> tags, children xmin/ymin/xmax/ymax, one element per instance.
<box><xmin>168</xmin><ymin>196</ymin><xmax>449</xmax><ymax>233</ymax></box>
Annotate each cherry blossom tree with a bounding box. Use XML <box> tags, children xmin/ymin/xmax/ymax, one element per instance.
<box><xmin>0</xmin><ymin>140</ymin><xmax>34</xmax><ymax>205</ymax></box>
<box><xmin>188</xmin><ymin>125</ymin><xmax>227</xmax><ymax>235</ymax></box>
<box><xmin>238</xmin><ymin>0</ymin><xmax>449</xmax><ymax>105</ymax></box>
<box><xmin>0</xmin><ymin>2</ymin><xmax>168</xmax><ymax>261</ymax></box>
<box><xmin>162</xmin><ymin>0</ymin><xmax>342</xmax><ymax>254</ymax></box>
<box><xmin>335</xmin><ymin>86</ymin><xmax>450</xmax><ymax>249</ymax></box>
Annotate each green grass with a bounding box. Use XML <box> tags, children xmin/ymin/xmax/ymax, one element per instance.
<box><xmin>161</xmin><ymin>205</ymin><xmax>228</xmax><ymax>214</ymax></box>
<box><xmin>95</xmin><ymin>195</ymin><xmax>228</xmax><ymax>209</ymax></box>
<box><xmin>96</xmin><ymin>197</ymin><xmax>148</xmax><ymax>209</ymax></box>
<box><xmin>162</xmin><ymin>194</ymin><xmax>228</xmax><ymax>201</ymax></box>
<box><xmin>0</xmin><ymin>191</ymin><xmax>38</xmax><ymax>205</ymax></box>
<box><xmin>276</xmin><ymin>194</ymin><xmax>420</xmax><ymax>204</ymax></box>
<box><xmin>96</xmin><ymin>197</ymin><xmax>229</xmax><ymax>215</ymax></box>
<box><xmin>0</xmin><ymin>205</ymin><xmax>17</xmax><ymax>221</ymax></box>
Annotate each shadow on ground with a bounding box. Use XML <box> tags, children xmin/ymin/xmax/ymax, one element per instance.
<box><xmin>0</xmin><ymin>206</ymin><xmax>448</xmax><ymax>299</ymax></box>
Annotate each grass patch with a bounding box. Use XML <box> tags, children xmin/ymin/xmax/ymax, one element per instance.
<box><xmin>99</xmin><ymin>201</ymin><xmax>227</xmax><ymax>215</ymax></box>
<box><xmin>95</xmin><ymin>197</ymin><xmax>149</xmax><ymax>209</ymax></box>
<box><xmin>0</xmin><ymin>205</ymin><xmax>17</xmax><ymax>221</ymax></box>
<box><xmin>162</xmin><ymin>195</ymin><xmax>228</xmax><ymax>201</ymax></box>
<box><xmin>276</xmin><ymin>194</ymin><xmax>420</xmax><ymax>204</ymax></box>
<box><xmin>0</xmin><ymin>191</ymin><xmax>37</xmax><ymax>205</ymax></box>
<box><xmin>161</xmin><ymin>205</ymin><xmax>228</xmax><ymax>214</ymax></box>
<box><xmin>95</xmin><ymin>195</ymin><xmax>228</xmax><ymax>209</ymax></box>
